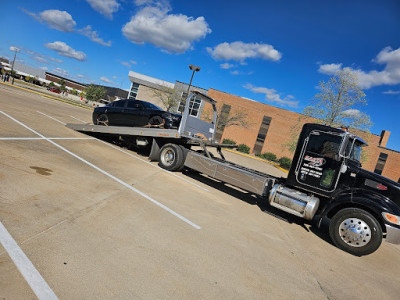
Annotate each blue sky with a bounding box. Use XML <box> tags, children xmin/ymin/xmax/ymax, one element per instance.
<box><xmin>1</xmin><ymin>0</ymin><xmax>399</xmax><ymax>150</ymax></box>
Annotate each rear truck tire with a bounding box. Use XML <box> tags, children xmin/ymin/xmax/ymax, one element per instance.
<box><xmin>158</xmin><ymin>143</ymin><xmax>185</xmax><ymax>171</ymax></box>
<box><xmin>97</xmin><ymin>114</ymin><xmax>109</xmax><ymax>126</ymax></box>
<box><xmin>176</xmin><ymin>145</ymin><xmax>188</xmax><ymax>172</ymax></box>
<box><xmin>329</xmin><ymin>208</ymin><xmax>382</xmax><ymax>256</ymax></box>
<box><xmin>149</xmin><ymin>115</ymin><xmax>164</xmax><ymax>127</ymax></box>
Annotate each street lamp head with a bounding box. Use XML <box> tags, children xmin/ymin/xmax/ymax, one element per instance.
<box><xmin>189</xmin><ymin>64</ymin><xmax>200</xmax><ymax>72</ymax></box>
<box><xmin>9</xmin><ymin>46</ymin><xmax>20</xmax><ymax>52</ymax></box>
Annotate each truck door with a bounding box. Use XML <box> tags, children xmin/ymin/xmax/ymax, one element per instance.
<box><xmin>295</xmin><ymin>131</ymin><xmax>344</xmax><ymax>194</ymax></box>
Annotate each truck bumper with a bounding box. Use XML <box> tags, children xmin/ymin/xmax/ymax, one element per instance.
<box><xmin>385</xmin><ymin>224</ymin><xmax>400</xmax><ymax>244</ymax></box>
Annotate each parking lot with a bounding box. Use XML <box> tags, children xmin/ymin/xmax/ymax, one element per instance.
<box><xmin>0</xmin><ymin>82</ymin><xmax>400</xmax><ymax>299</ymax></box>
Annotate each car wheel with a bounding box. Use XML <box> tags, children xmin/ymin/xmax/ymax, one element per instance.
<box><xmin>97</xmin><ymin>114</ymin><xmax>109</xmax><ymax>126</ymax></box>
<box><xmin>329</xmin><ymin>208</ymin><xmax>382</xmax><ymax>256</ymax></box>
<box><xmin>149</xmin><ymin>115</ymin><xmax>164</xmax><ymax>127</ymax></box>
<box><xmin>158</xmin><ymin>143</ymin><xmax>184</xmax><ymax>171</ymax></box>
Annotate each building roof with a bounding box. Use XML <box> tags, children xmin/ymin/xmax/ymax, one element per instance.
<box><xmin>129</xmin><ymin>71</ymin><xmax>174</xmax><ymax>90</ymax></box>
<box><xmin>46</xmin><ymin>72</ymin><xmax>88</xmax><ymax>88</ymax></box>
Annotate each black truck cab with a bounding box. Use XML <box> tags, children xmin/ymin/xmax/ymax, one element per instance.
<box><xmin>282</xmin><ymin>123</ymin><xmax>400</xmax><ymax>255</ymax></box>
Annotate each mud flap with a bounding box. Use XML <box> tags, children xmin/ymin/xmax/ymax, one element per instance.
<box><xmin>148</xmin><ymin>138</ymin><xmax>161</xmax><ymax>161</ymax></box>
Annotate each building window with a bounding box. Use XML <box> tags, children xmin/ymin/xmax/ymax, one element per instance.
<box><xmin>374</xmin><ymin>152</ymin><xmax>388</xmax><ymax>175</ymax></box>
<box><xmin>253</xmin><ymin>116</ymin><xmax>272</xmax><ymax>154</ymax></box>
<box><xmin>129</xmin><ymin>82</ymin><xmax>139</xmax><ymax>99</ymax></box>
<box><xmin>215</xmin><ymin>104</ymin><xmax>231</xmax><ymax>142</ymax></box>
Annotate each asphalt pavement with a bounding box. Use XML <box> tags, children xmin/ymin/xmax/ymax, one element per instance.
<box><xmin>0</xmin><ymin>82</ymin><xmax>399</xmax><ymax>299</ymax></box>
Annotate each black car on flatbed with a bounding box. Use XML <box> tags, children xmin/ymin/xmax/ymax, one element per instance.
<box><xmin>92</xmin><ymin>99</ymin><xmax>181</xmax><ymax>129</ymax></box>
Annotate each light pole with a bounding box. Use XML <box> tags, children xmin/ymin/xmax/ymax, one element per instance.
<box><xmin>186</xmin><ymin>64</ymin><xmax>200</xmax><ymax>97</ymax></box>
<box><xmin>10</xmin><ymin>47</ymin><xmax>19</xmax><ymax>85</ymax></box>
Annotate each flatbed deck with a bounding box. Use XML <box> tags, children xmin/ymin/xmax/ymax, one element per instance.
<box><xmin>66</xmin><ymin>123</ymin><xmax>182</xmax><ymax>138</ymax></box>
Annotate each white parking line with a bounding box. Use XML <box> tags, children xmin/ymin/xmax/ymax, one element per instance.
<box><xmin>53</xmin><ymin>112</ymin><xmax>209</xmax><ymax>192</ymax></box>
<box><xmin>0</xmin><ymin>221</ymin><xmax>58</xmax><ymax>300</ymax></box>
<box><xmin>2</xmin><ymin>110</ymin><xmax>201</xmax><ymax>229</ymax></box>
<box><xmin>37</xmin><ymin>111</ymin><xmax>66</xmax><ymax>125</ymax></box>
<box><xmin>69</xmin><ymin>115</ymin><xmax>87</xmax><ymax>123</ymax></box>
<box><xmin>96</xmin><ymin>140</ymin><xmax>210</xmax><ymax>192</ymax></box>
<box><xmin>0</xmin><ymin>137</ymin><xmax>95</xmax><ymax>140</ymax></box>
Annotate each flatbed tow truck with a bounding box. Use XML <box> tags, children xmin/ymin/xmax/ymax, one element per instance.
<box><xmin>67</xmin><ymin>91</ymin><xmax>400</xmax><ymax>256</ymax></box>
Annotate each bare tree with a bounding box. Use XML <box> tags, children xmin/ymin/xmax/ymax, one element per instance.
<box><xmin>283</xmin><ymin>69</ymin><xmax>373</xmax><ymax>155</ymax></box>
<box><xmin>152</xmin><ymin>86</ymin><xmax>180</xmax><ymax>112</ymax></box>
<box><xmin>304</xmin><ymin>69</ymin><xmax>372</xmax><ymax>130</ymax></box>
<box><xmin>216</xmin><ymin>109</ymin><xmax>250</xmax><ymax>129</ymax></box>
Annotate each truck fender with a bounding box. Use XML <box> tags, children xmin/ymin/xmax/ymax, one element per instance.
<box><xmin>317</xmin><ymin>189</ymin><xmax>400</xmax><ymax>230</ymax></box>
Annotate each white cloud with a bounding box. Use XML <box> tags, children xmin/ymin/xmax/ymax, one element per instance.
<box><xmin>86</xmin><ymin>0</ymin><xmax>120</xmax><ymax>18</ymax></box>
<box><xmin>77</xmin><ymin>74</ymin><xmax>85</xmax><ymax>78</ymax></box>
<box><xmin>54</xmin><ymin>67</ymin><xmax>69</xmax><ymax>76</ymax></box>
<box><xmin>383</xmin><ymin>89</ymin><xmax>400</xmax><ymax>95</ymax></box>
<box><xmin>45</xmin><ymin>41</ymin><xmax>86</xmax><ymax>61</ymax></box>
<box><xmin>130</xmin><ymin>60</ymin><xmax>137</xmax><ymax>65</ymax></box>
<box><xmin>207</xmin><ymin>41</ymin><xmax>282</xmax><ymax>62</ymax></box>
<box><xmin>318</xmin><ymin>63</ymin><xmax>342</xmax><ymax>74</ymax></box>
<box><xmin>100</xmin><ymin>76</ymin><xmax>115</xmax><ymax>84</ymax></box>
<box><xmin>19</xmin><ymin>47</ymin><xmax>63</xmax><ymax>64</ymax></box>
<box><xmin>40</xmin><ymin>66</ymin><xmax>48</xmax><ymax>71</ymax></box>
<box><xmin>78</xmin><ymin>25</ymin><xmax>112</xmax><ymax>46</ymax></box>
<box><xmin>39</xmin><ymin>10</ymin><xmax>76</xmax><ymax>32</ymax></box>
<box><xmin>23</xmin><ymin>9</ymin><xmax>76</xmax><ymax>32</ymax></box>
<box><xmin>230</xmin><ymin>70</ymin><xmax>239</xmax><ymax>75</ymax></box>
<box><xmin>122</xmin><ymin>4</ymin><xmax>211</xmax><ymax>54</ymax></box>
<box><xmin>112</xmin><ymin>76</ymin><xmax>117</xmax><ymax>79</ymax></box>
<box><xmin>244</xmin><ymin>83</ymin><xmax>298</xmax><ymax>108</ymax></box>
<box><xmin>135</xmin><ymin>0</ymin><xmax>154</xmax><ymax>5</ymax></box>
<box><xmin>33</xmin><ymin>56</ymin><xmax>49</xmax><ymax>64</ymax></box>
<box><xmin>120</xmin><ymin>61</ymin><xmax>131</xmax><ymax>67</ymax></box>
<box><xmin>220</xmin><ymin>63</ymin><xmax>234</xmax><ymax>69</ymax></box>
<box><xmin>318</xmin><ymin>47</ymin><xmax>400</xmax><ymax>89</ymax></box>
<box><xmin>342</xmin><ymin>109</ymin><xmax>362</xmax><ymax>118</ymax></box>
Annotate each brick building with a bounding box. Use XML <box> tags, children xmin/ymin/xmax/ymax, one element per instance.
<box><xmin>45</xmin><ymin>72</ymin><xmax>87</xmax><ymax>92</ymax></box>
<box><xmin>208</xmin><ymin>88</ymin><xmax>400</xmax><ymax>182</ymax></box>
<box><xmin>128</xmin><ymin>71</ymin><xmax>400</xmax><ymax>182</ymax></box>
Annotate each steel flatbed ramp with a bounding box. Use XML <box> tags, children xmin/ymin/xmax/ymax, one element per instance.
<box><xmin>66</xmin><ymin>123</ymin><xmax>182</xmax><ymax>138</ymax></box>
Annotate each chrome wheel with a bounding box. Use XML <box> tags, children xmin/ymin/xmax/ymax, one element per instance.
<box><xmin>160</xmin><ymin>149</ymin><xmax>175</xmax><ymax>167</ymax></box>
<box><xmin>338</xmin><ymin>217</ymin><xmax>371</xmax><ymax>247</ymax></box>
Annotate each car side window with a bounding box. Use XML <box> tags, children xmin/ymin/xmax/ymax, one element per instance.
<box><xmin>127</xmin><ymin>101</ymin><xmax>143</xmax><ymax>109</ymax></box>
<box><xmin>113</xmin><ymin>100</ymin><xmax>126</xmax><ymax>108</ymax></box>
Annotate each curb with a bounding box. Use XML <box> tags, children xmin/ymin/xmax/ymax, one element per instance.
<box><xmin>0</xmin><ymin>81</ymin><xmax>93</xmax><ymax>111</ymax></box>
<box><xmin>224</xmin><ymin>148</ymin><xmax>289</xmax><ymax>173</ymax></box>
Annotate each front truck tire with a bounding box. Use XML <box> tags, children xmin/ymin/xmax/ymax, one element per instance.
<box><xmin>158</xmin><ymin>143</ymin><xmax>186</xmax><ymax>171</ymax></box>
<box><xmin>329</xmin><ymin>208</ymin><xmax>383</xmax><ymax>256</ymax></box>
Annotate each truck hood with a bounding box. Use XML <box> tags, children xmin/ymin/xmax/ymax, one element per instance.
<box><xmin>355</xmin><ymin>166</ymin><xmax>400</xmax><ymax>207</ymax></box>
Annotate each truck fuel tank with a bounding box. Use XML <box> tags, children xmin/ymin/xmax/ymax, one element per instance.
<box><xmin>269</xmin><ymin>184</ymin><xmax>320</xmax><ymax>220</ymax></box>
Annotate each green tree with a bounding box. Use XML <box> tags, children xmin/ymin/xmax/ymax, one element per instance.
<box><xmin>85</xmin><ymin>85</ymin><xmax>107</xmax><ymax>102</ymax></box>
<box><xmin>25</xmin><ymin>75</ymin><xmax>31</xmax><ymax>83</ymax></box>
<box><xmin>283</xmin><ymin>69</ymin><xmax>372</xmax><ymax>154</ymax></box>
<box><xmin>58</xmin><ymin>79</ymin><xmax>66</xmax><ymax>92</ymax></box>
<box><xmin>49</xmin><ymin>82</ymin><xmax>55</xmax><ymax>88</ymax></box>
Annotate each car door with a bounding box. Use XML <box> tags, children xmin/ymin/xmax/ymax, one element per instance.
<box><xmin>107</xmin><ymin>100</ymin><xmax>126</xmax><ymax>125</ymax></box>
<box><xmin>124</xmin><ymin>100</ymin><xmax>146</xmax><ymax>126</ymax></box>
